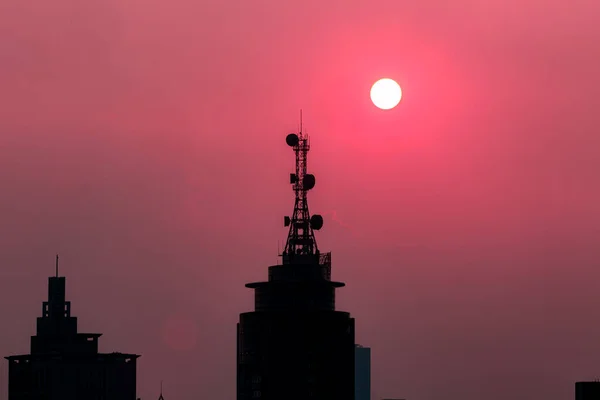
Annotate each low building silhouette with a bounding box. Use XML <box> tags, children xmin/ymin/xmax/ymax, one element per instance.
<box><xmin>576</xmin><ymin>381</ymin><xmax>600</xmax><ymax>400</ymax></box>
<box><xmin>5</xmin><ymin>258</ymin><xmax>139</xmax><ymax>400</ymax></box>
<box><xmin>355</xmin><ymin>345</ymin><xmax>370</xmax><ymax>400</ymax></box>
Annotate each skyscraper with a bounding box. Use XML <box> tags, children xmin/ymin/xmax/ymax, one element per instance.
<box><xmin>237</xmin><ymin>121</ymin><xmax>356</xmax><ymax>400</ymax></box>
<box><xmin>5</xmin><ymin>257</ymin><xmax>139</xmax><ymax>400</ymax></box>
<box><xmin>355</xmin><ymin>345</ymin><xmax>371</xmax><ymax>400</ymax></box>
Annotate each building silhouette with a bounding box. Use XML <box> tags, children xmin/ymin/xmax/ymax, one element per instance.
<box><xmin>237</xmin><ymin>122</ymin><xmax>356</xmax><ymax>400</ymax></box>
<box><xmin>355</xmin><ymin>345</ymin><xmax>370</xmax><ymax>400</ymax></box>
<box><xmin>576</xmin><ymin>382</ymin><xmax>600</xmax><ymax>400</ymax></box>
<box><xmin>5</xmin><ymin>257</ymin><xmax>139</xmax><ymax>400</ymax></box>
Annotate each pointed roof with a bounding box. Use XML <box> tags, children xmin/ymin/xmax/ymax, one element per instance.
<box><xmin>158</xmin><ymin>380</ymin><xmax>164</xmax><ymax>400</ymax></box>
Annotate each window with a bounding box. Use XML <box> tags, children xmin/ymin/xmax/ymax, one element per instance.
<box><xmin>253</xmin><ymin>391</ymin><xmax>262</xmax><ymax>398</ymax></box>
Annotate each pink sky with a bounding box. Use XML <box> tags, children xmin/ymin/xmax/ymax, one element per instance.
<box><xmin>1</xmin><ymin>0</ymin><xmax>600</xmax><ymax>399</ymax></box>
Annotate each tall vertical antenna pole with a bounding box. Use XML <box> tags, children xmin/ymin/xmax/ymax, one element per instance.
<box><xmin>55</xmin><ymin>254</ymin><xmax>59</xmax><ymax>277</ymax></box>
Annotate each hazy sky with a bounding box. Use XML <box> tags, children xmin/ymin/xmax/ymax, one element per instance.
<box><xmin>1</xmin><ymin>0</ymin><xmax>600</xmax><ymax>399</ymax></box>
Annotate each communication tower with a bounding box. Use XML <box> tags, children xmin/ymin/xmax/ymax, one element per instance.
<box><xmin>282</xmin><ymin>112</ymin><xmax>327</xmax><ymax>267</ymax></box>
<box><xmin>237</xmin><ymin>114</ymin><xmax>355</xmax><ymax>400</ymax></box>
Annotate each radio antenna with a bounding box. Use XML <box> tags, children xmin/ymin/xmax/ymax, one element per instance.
<box><xmin>281</xmin><ymin>112</ymin><xmax>324</xmax><ymax>264</ymax></box>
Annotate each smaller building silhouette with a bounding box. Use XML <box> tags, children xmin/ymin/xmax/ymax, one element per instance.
<box><xmin>576</xmin><ymin>381</ymin><xmax>600</xmax><ymax>400</ymax></box>
<box><xmin>5</xmin><ymin>258</ymin><xmax>139</xmax><ymax>400</ymax></box>
<box><xmin>355</xmin><ymin>345</ymin><xmax>371</xmax><ymax>400</ymax></box>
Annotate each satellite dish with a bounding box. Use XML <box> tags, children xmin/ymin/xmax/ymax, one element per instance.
<box><xmin>310</xmin><ymin>214</ymin><xmax>323</xmax><ymax>230</ymax></box>
<box><xmin>303</xmin><ymin>174</ymin><xmax>315</xmax><ymax>190</ymax></box>
<box><xmin>286</xmin><ymin>133</ymin><xmax>299</xmax><ymax>147</ymax></box>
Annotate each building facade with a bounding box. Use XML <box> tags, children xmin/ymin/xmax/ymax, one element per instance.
<box><xmin>5</xmin><ymin>268</ymin><xmax>139</xmax><ymax>400</ymax></box>
<box><xmin>355</xmin><ymin>345</ymin><xmax>371</xmax><ymax>400</ymax></box>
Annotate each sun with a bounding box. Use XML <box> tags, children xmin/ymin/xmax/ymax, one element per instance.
<box><xmin>370</xmin><ymin>78</ymin><xmax>402</xmax><ymax>110</ymax></box>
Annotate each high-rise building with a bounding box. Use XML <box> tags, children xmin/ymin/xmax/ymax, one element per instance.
<box><xmin>355</xmin><ymin>345</ymin><xmax>370</xmax><ymax>400</ymax></box>
<box><xmin>576</xmin><ymin>381</ymin><xmax>600</xmax><ymax>400</ymax></box>
<box><xmin>5</xmin><ymin>257</ymin><xmax>139</xmax><ymax>400</ymax></box>
<box><xmin>237</xmin><ymin>121</ymin><xmax>356</xmax><ymax>400</ymax></box>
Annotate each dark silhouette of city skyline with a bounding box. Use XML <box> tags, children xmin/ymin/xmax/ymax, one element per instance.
<box><xmin>1</xmin><ymin>124</ymin><xmax>597</xmax><ymax>400</ymax></box>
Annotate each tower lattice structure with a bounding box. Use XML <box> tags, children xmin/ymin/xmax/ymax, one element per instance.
<box><xmin>282</xmin><ymin>114</ymin><xmax>325</xmax><ymax>265</ymax></box>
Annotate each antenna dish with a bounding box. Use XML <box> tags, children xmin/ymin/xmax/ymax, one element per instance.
<box><xmin>284</xmin><ymin>216</ymin><xmax>291</xmax><ymax>227</ymax></box>
<box><xmin>310</xmin><ymin>215</ymin><xmax>324</xmax><ymax>230</ymax></box>
<box><xmin>303</xmin><ymin>174</ymin><xmax>315</xmax><ymax>190</ymax></box>
<box><xmin>286</xmin><ymin>133</ymin><xmax>299</xmax><ymax>147</ymax></box>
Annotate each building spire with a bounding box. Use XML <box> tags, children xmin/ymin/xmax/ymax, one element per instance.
<box><xmin>55</xmin><ymin>254</ymin><xmax>59</xmax><ymax>277</ymax></box>
<box><xmin>158</xmin><ymin>380</ymin><xmax>164</xmax><ymax>400</ymax></box>
<box><xmin>282</xmin><ymin>112</ymin><xmax>324</xmax><ymax>264</ymax></box>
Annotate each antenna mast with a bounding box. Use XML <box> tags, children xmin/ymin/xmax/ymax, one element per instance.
<box><xmin>282</xmin><ymin>112</ymin><xmax>325</xmax><ymax>264</ymax></box>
